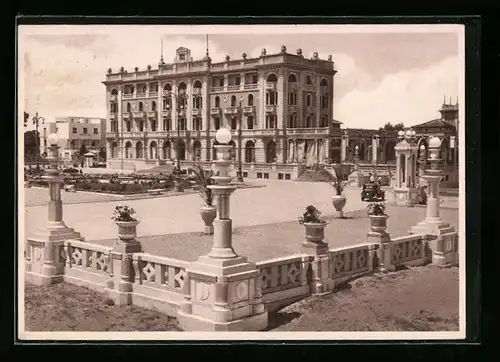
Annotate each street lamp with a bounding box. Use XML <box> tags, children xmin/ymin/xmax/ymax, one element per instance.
<box><xmin>236</xmin><ymin>95</ymin><xmax>245</xmax><ymax>183</ymax></box>
<box><xmin>31</xmin><ymin>112</ymin><xmax>45</xmax><ymax>170</ymax></box>
<box><xmin>165</xmin><ymin>90</ymin><xmax>187</xmax><ymax>192</ymax></box>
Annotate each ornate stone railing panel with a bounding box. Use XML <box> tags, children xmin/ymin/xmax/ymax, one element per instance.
<box><xmin>62</xmin><ymin>239</ymin><xmax>113</xmax><ymax>292</ymax></box>
<box><xmin>130</xmin><ymin>253</ymin><xmax>188</xmax><ymax>315</ymax></box>
<box><xmin>329</xmin><ymin>243</ymin><xmax>377</xmax><ymax>286</ymax></box>
<box><xmin>386</xmin><ymin>234</ymin><xmax>428</xmax><ymax>268</ymax></box>
<box><xmin>256</xmin><ymin>254</ymin><xmax>312</xmax><ymax>312</ymax></box>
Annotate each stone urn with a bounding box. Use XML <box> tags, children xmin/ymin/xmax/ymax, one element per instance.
<box><xmin>304</xmin><ymin>222</ymin><xmax>327</xmax><ymax>243</ymax></box>
<box><xmin>200</xmin><ymin>204</ymin><xmax>217</xmax><ymax>235</ymax></box>
<box><xmin>368</xmin><ymin>215</ymin><xmax>389</xmax><ymax>233</ymax></box>
<box><xmin>115</xmin><ymin>220</ymin><xmax>140</xmax><ymax>242</ymax></box>
<box><xmin>332</xmin><ymin>194</ymin><xmax>347</xmax><ymax>218</ymax></box>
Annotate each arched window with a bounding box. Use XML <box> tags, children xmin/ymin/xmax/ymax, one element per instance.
<box><xmin>178</xmin><ymin>82</ymin><xmax>187</xmax><ymax>93</ymax></box>
<box><xmin>126</xmin><ymin>102</ymin><xmax>131</xmax><ymax>112</ymax></box>
<box><xmin>245</xmin><ymin>140</ymin><xmax>255</xmax><ymax>163</ymax></box>
<box><xmin>214</xmin><ymin>117</ymin><xmax>220</xmax><ymax>130</ymax></box>
<box><xmin>149</xmin><ymin>141</ymin><xmax>158</xmax><ymax>159</ymax></box>
<box><xmin>125</xmin><ymin>141</ymin><xmax>132</xmax><ymax>158</ymax></box>
<box><xmin>288</xmin><ymin>73</ymin><xmax>297</xmax><ymax>82</ymax></box>
<box><xmin>177</xmin><ymin>140</ymin><xmax>186</xmax><ymax>160</ymax></box>
<box><xmin>215</xmin><ymin>96</ymin><xmax>220</xmax><ymax>107</ymax></box>
<box><xmin>228</xmin><ymin>141</ymin><xmax>236</xmax><ymax>160</ymax></box>
<box><xmin>163</xmin><ymin>141</ymin><xmax>171</xmax><ymax>160</ymax></box>
<box><xmin>266</xmin><ymin>73</ymin><xmax>278</xmax><ymax>82</ymax></box>
<box><xmin>320</xmin><ymin>78</ymin><xmax>328</xmax><ymax>87</ymax></box>
<box><xmin>385</xmin><ymin>140</ymin><xmax>396</xmax><ymax>163</ymax></box>
<box><xmin>306</xmin><ymin>94</ymin><xmax>312</xmax><ymax>107</ymax></box>
<box><xmin>266</xmin><ymin>140</ymin><xmax>277</xmax><ymax>163</ymax></box>
<box><xmin>150</xmin><ymin>120</ymin><xmax>156</xmax><ymax>132</ymax></box>
<box><xmin>248</xmin><ymin>94</ymin><xmax>254</xmax><ymax>106</ymax></box>
<box><xmin>111</xmin><ymin>88</ymin><xmax>118</xmax><ymax>95</ymax></box>
<box><xmin>152</xmin><ymin>101</ymin><xmax>156</xmax><ymax>111</ymax></box>
<box><xmin>231</xmin><ymin>95</ymin><xmax>237</xmax><ymax>107</ymax></box>
<box><xmin>136</xmin><ymin>141</ymin><xmax>143</xmax><ymax>158</ymax></box>
<box><xmin>125</xmin><ymin>120</ymin><xmax>131</xmax><ymax>132</ymax></box>
<box><xmin>111</xmin><ymin>142</ymin><xmax>118</xmax><ymax>158</ymax></box>
<box><xmin>163</xmin><ymin>83</ymin><xmax>172</xmax><ymax>91</ymax></box>
<box><xmin>138</xmin><ymin>102</ymin><xmax>144</xmax><ymax>111</ymax></box>
<box><xmin>231</xmin><ymin>117</ymin><xmax>237</xmax><ymax>130</ymax></box>
<box><xmin>193</xmin><ymin>141</ymin><xmax>202</xmax><ymax>161</ymax></box>
<box><xmin>193</xmin><ymin>80</ymin><xmax>202</xmax><ymax>89</ymax></box>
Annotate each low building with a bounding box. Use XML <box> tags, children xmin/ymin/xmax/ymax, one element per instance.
<box><xmin>40</xmin><ymin>116</ymin><xmax>106</xmax><ymax>163</ymax></box>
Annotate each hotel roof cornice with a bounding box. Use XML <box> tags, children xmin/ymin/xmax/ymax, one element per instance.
<box><xmin>102</xmin><ymin>46</ymin><xmax>337</xmax><ymax>86</ymax></box>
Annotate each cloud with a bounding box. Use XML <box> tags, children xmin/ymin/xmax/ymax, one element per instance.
<box><xmin>335</xmin><ymin>55</ymin><xmax>460</xmax><ymax>129</ymax></box>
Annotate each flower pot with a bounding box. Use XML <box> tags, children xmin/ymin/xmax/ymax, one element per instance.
<box><xmin>200</xmin><ymin>204</ymin><xmax>217</xmax><ymax>235</ymax></box>
<box><xmin>115</xmin><ymin>220</ymin><xmax>140</xmax><ymax>242</ymax></box>
<box><xmin>368</xmin><ymin>215</ymin><xmax>389</xmax><ymax>233</ymax></box>
<box><xmin>332</xmin><ymin>194</ymin><xmax>347</xmax><ymax>218</ymax></box>
<box><xmin>304</xmin><ymin>222</ymin><xmax>327</xmax><ymax>243</ymax></box>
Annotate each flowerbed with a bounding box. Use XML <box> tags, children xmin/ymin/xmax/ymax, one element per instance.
<box><xmin>26</xmin><ymin>172</ymin><xmax>192</xmax><ymax>195</ymax></box>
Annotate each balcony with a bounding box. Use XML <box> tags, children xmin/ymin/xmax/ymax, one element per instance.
<box><xmin>266</xmin><ymin>82</ymin><xmax>277</xmax><ymax>90</ymax></box>
<box><xmin>244</xmin><ymin>83</ymin><xmax>258</xmax><ymax>90</ymax></box>
<box><xmin>147</xmin><ymin>111</ymin><xmax>157</xmax><ymax>118</ymax></box>
<box><xmin>106</xmin><ymin>132</ymin><xmax>119</xmax><ymax>138</ymax></box>
<box><xmin>192</xmin><ymin>108</ymin><xmax>202</xmax><ymax>117</ymax></box>
<box><xmin>227</xmin><ymin>85</ymin><xmax>240</xmax><ymax>91</ymax></box>
<box><xmin>243</xmin><ymin>106</ymin><xmax>255</xmax><ymax>114</ymax></box>
<box><xmin>178</xmin><ymin>109</ymin><xmax>186</xmax><ymax>117</ymax></box>
<box><xmin>286</xmin><ymin>127</ymin><xmax>329</xmax><ymax>136</ymax></box>
<box><xmin>132</xmin><ymin>111</ymin><xmax>145</xmax><ymax>119</ymax></box>
<box><xmin>307</xmin><ymin>106</ymin><xmax>316</xmax><ymax>114</ymax></box>
<box><xmin>265</xmin><ymin>105</ymin><xmax>277</xmax><ymax>114</ymax></box>
<box><xmin>149</xmin><ymin>92</ymin><xmax>158</xmax><ymax>98</ymax></box>
<box><xmin>224</xmin><ymin>107</ymin><xmax>240</xmax><ymax>115</ymax></box>
<box><xmin>123</xmin><ymin>93</ymin><xmax>134</xmax><ymax>99</ymax></box>
<box><xmin>136</xmin><ymin>92</ymin><xmax>146</xmax><ymax>98</ymax></box>
<box><xmin>210</xmin><ymin>107</ymin><xmax>221</xmax><ymax>116</ymax></box>
<box><xmin>122</xmin><ymin>112</ymin><xmax>131</xmax><ymax>119</ymax></box>
<box><xmin>252</xmin><ymin>129</ymin><xmax>279</xmax><ymax>137</ymax></box>
<box><xmin>110</xmin><ymin>95</ymin><xmax>117</xmax><ymax>101</ymax></box>
<box><xmin>192</xmin><ymin>88</ymin><xmax>202</xmax><ymax>95</ymax></box>
<box><xmin>211</xmin><ymin>86</ymin><xmax>224</xmax><ymax>92</ymax></box>
<box><xmin>109</xmin><ymin>112</ymin><xmax>118</xmax><ymax>119</ymax></box>
<box><xmin>288</xmin><ymin>105</ymin><xmax>299</xmax><ymax>113</ymax></box>
<box><xmin>162</xmin><ymin>110</ymin><xmax>171</xmax><ymax>117</ymax></box>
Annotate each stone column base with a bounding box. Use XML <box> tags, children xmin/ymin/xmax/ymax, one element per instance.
<box><xmin>26</xmin><ymin>271</ymin><xmax>64</xmax><ymax>286</ymax></box>
<box><xmin>410</xmin><ymin>219</ymin><xmax>455</xmax><ymax>236</ymax></box>
<box><xmin>29</xmin><ymin>222</ymin><xmax>83</xmax><ymax>243</ymax></box>
<box><xmin>366</xmin><ymin>231</ymin><xmax>391</xmax><ymax>244</ymax></box>
<box><xmin>393</xmin><ymin>187</ymin><xmax>418</xmax><ymax>206</ymax></box>
<box><xmin>300</xmin><ymin>242</ymin><xmax>333</xmax><ymax>295</ymax></box>
<box><xmin>177</xmin><ymin>310</ymin><xmax>268</xmax><ymax>332</ymax></box>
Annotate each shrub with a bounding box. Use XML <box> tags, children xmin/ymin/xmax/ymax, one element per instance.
<box><xmin>298</xmin><ymin>205</ymin><xmax>325</xmax><ymax>225</ymax></box>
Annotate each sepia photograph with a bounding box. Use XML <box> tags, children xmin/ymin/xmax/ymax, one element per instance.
<box><xmin>17</xmin><ymin>23</ymin><xmax>465</xmax><ymax>340</ymax></box>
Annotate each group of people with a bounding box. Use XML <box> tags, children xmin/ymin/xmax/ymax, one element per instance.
<box><xmin>368</xmin><ymin>173</ymin><xmax>382</xmax><ymax>185</ymax></box>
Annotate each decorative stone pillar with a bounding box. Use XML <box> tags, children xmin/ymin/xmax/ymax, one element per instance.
<box><xmin>25</xmin><ymin>133</ymin><xmax>83</xmax><ymax>286</ymax></box>
<box><xmin>348</xmin><ymin>144</ymin><xmax>364</xmax><ymax>187</ymax></box>
<box><xmin>393</xmin><ymin>129</ymin><xmax>419</xmax><ymax>206</ymax></box>
<box><xmin>410</xmin><ymin>136</ymin><xmax>457</xmax><ymax>266</ymax></box>
<box><xmin>340</xmin><ymin>132</ymin><xmax>348</xmax><ymax>163</ymax></box>
<box><xmin>177</xmin><ymin>128</ymin><xmax>268</xmax><ymax>331</ymax></box>
<box><xmin>372</xmin><ymin>135</ymin><xmax>379</xmax><ymax>165</ymax></box>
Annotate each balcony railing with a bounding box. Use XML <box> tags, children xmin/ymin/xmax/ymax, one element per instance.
<box><xmin>122</xmin><ymin>112</ymin><xmax>131</xmax><ymax>119</ymax></box>
<box><xmin>266</xmin><ymin>82</ymin><xmax>277</xmax><ymax>90</ymax></box>
<box><xmin>211</xmin><ymin>86</ymin><xmax>224</xmax><ymax>92</ymax></box>
<box><xmin>265</xmin><ymin>105</ymin><xmax>277</xmax><ymax>113</ymax></box>
<box><xmin>123</xmin><ymin>93</ymin><xmax>134</xmax><ymax>99</ymax></box>
<box><xmin>109</xmin><ymin>112</ymin><xmax>117</xmax><ymax>118</ymax></box>
<box><xmin>286</xmin><ymin>127</ymin><xmax>329</xmax><ymax>136</ymax></box>
<box><xmin>251</xmin><ymin>129</ymin><xmax>279</xmax><ymax>137</ymax></box>
<box><xmin>244</xmin><ymin>83</ymin><xmax>258</xmax><ymax>90</ymax></box>
<box><xmin>192</xmin><ymin>108</ymin><xmax>202</xmax><ymax>116</ymax></box>
<box><xmin>192</xmin><ymin>88</ymin><xmax>202</xmax><ymax>95</ymax></box>
<box><xmin>227</xmin><ymin>85</ymin><xmax>240</xmax><ymax>91</ymax></box>
<box><xmin>147</xmin><ymin>111</ymin><xmax>156</xmax><ymax>118</ymax></box>
<box><xmin>287</xmin><ymin>105</ymin><xmax>299</xmax><ymax>113</ymax></box>
<box><xmin>149</xmin><ymin>92</ymin><xmax>158</xmax><ymax>98</ymax></box>
<box><xmin>243</xmin><ymin>106</ymin><xmax>255</xmax><ymax>114</ymax></box>
<box><xmin>307</xmin><ymin>106</ymin><xmax>316</xmax><ymax>114</ymax></box>
<box><xmin>110</xmin><ymin>95</ymin><xmax>117</xmax><ymax>101</ymax></box>
<box><xmin>162</xmin><ymin>110</ymin><xmax>171</xmax><ymax>117</ymax></box>
<box><xmin>132</xmin><ymin>111</ymin><xmax>146</xmax><ymax>118</ymax></box>
<box><xmin>210</xmin><ymin>107</ymin><xmax>221</xmax><ymax>115</ymax></box>
<box><xmin>105</xmin><ymin>132</ymin><xmax>119</xmax><ymax>138</ymax></box>
<box><xmin>224</xmin><ymin>107</ymin><xmax>240</xmax><ymax>115</ymax></box>
<box><xmin>136</xmin><ymin>92</ymin><xmax>146</xmax><ymax>98</ymax></box>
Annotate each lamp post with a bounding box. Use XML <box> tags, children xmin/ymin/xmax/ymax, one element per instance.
<box><xmin>354</xmin><ymin>144</ymin><xmax>360</xmax><ymax>170</ymax></box>
<box><xmin>165</xmin><ymin>90</ymin><xmax>187</xmax><ymax>192</ymax></box>
<box><xmin>236</xmin><ymin>96</ymin><xmax>244</xmax><ymax>183</ymax></box>
<box><xmin>32</xmin><ymin>112</ymin><xmax>45</xmax><ymax>170</ymax></box>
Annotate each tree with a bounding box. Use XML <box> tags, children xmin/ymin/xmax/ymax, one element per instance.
<box><xmin>24</xmin><ymin>130</ymin><xmax>39</xmax><ymax>162</ymax></box>
<box><xmin>79</xmin><ymin>144</ymin><xmax>88</xmax><ymax>167</ymax></box>
<box><xmin>379</xmin><ymin>122</ymin><xmax>405</xmax><ymax>131</ymax></box>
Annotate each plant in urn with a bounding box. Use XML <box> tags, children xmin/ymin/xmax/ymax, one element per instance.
<box><xmin>112</xmin><ymin>205</ymin><xmax>140</xmax><ymax>242</ymax></box>
<box><xmin>328</xmin><ymin>166</ymin><xmax>348</xmax><ymax>218</ymax></box>
<box><xmin>298</xmin><ymin>205</ymin><xmax>327</xmax><ymax>243</ymax></box>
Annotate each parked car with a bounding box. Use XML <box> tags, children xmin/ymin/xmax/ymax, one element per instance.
<box><xmin>361</xmin><ymin>182</ymin><xmax>385</xmax><ymax>202</ymax></box>
<box><xmin>93</xmin><ymin>162</ymin><xmax>107</xmax><ymax>168</ymax></box>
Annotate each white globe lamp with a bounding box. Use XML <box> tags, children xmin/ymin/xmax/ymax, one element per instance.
<box><xmin>216</xmin><ymin>127</ymin><xmax>232</xmax><ymax>144</ymax></box>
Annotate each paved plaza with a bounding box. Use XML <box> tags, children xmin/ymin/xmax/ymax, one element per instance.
<box><xmin>25</xmin><ymin>180</ymin><xmax>370</xmax><ymax>241</ymax></box>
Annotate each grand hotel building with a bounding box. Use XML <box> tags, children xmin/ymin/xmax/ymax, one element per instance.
<box><xmin>103</xmin><ymin>46</ymin><xmax>456</xmax><ymax>183</ymax></box>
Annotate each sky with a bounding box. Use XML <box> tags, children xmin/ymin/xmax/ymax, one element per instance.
<box><xmin>18</xmin><ymin>24</ymin><xmax>463</xmax><ymax>131</ymax></box>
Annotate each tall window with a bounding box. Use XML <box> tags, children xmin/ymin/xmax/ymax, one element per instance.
<box><xmin>126</xmin><ymin>121</ymin><xmax>131</xmax><ymax>132</ymax></box>
<box><xmin>248</xmin><ymin>94</ymin><xmax>254</xmax><ymax>106</ymax></box>
<box><xmin>93</xmin><ymin>128</ymin><xmax>98</xmax><ymax>134</ymax></box>
<box><xmin>83</xmin><ymin>128</ymin><xmax>88</xmax><ymax>134</ymax></box>
<box><xmin>152</xmin><ymin>101</ymin><xmax>157</xmax><ymax>111</ymax></box>
<box><xmin>306</xmin><ymin>94</ymin><xmax>312</xmax><ymax>107</ymax></box>
<box><xmin>214</xmin><ymin>96</ymin><xmax>220</xmax><ymax>107</ymax></box>
<box><xmin>288</xmin><ymin>92</ymin><xmax>297</xmax><ymax>105</ymax></box>
<box><xmin>72</xmin><ymin>127</ymin><xmax>77</xmax><ymax>134</ymax></box>
<box><xmin>138</xmin><ymin>102</ymin><xmax>144</xmax><ymax>111</ymax></box>
<box><xmin>247</xmin><ymin>116</ymin><xmax>254</xmax><ymax>129</ymax></box>
<box><xmin>126</xmin><ymin>103</ymin><xmax>131</xmax><ymax>112</ymax></box>
<box><xmin>266</xmin><ymin>115</ymin><xmax>277</xmax><ymax>129</ymax></box>
<box><xmin>214</xmin><ymin>117</ymin><xmax>220</xmax><ymax>130</ymax></box>
<box><xmin>231</xmin><ymin>95</ymin><xmax>237</xmax><ymax>107</ymax></box>
<box><xmin>192</xmin><ymin>118</ymin><xmax>202</xmax><ymax>130</ymax></box>
<box><xmin>321</xmin><ymin>94</ymin><xmax>328</xmax><ymax>109</ymax></box>
<box><xmin>266</xmin><ymin>91</ymin><xmax>277</xmax><ymax>105</ymax></box>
